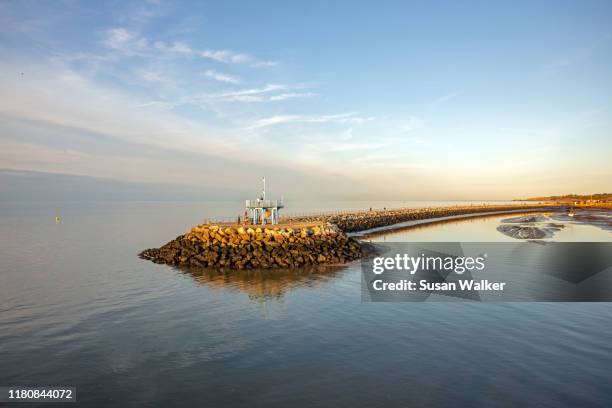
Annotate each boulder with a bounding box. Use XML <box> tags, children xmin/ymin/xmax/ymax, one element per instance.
<box><xmin>139</xmin><ymin>222</ymin><xmax>361</xmax><ymax>269</ymax></box>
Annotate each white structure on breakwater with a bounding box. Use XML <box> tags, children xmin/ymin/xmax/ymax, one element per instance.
<box><xmin>245</xmin><ymin>177</ymin><xmax>284</xmax><ymax>225</ymax></box>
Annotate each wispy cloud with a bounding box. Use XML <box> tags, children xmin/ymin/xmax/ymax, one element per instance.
<box><xmin>134</xmin><ymin>101</ymin><xmax>177</xmax><ymax>109</ymax></box>
<box><xmin>210</xmin><ymin>84</ymin><xmax>286</xmax><ymax>101</ymax></box>
<box><xmin>0</xmin><ymin>63</ymin><xmax>240</xmax><ymax>160</ymax></box>
<box><xmin>102</xmin><ymin>28</ymin><xmax>149</xmax><ymax>55</ymax></box>
<box><xmin>429</xmin><ymin>92</ymin><xmax>459</xmax><ymax>109</ymax></box>
<box><xmin>137</xmin><ymin>69</ymin><xmax>173</xmax><ymax>84</ymax></box>
<box><xmin>249</xmin><ymin>112</ymin><xmax>374</xmax><ymax>129</ymax></box>
<box><xmin>0</xmin><ymin>61</ymin><xmax>385</xmax><ymax>197</ymax></box>
<box><xmin>141</xmin><ymin>84</ymin><xmax>315</xmax><ymax>106</ymax></box>
<box><xmin>250</xmin><ymin>60</ymin><xmax>278</xmax><ymax>68</ymax></box>
<box><xmin>200</xmin><ymin>49</ymin><xmax>250</xmax><ymax>64</ymax></box>
<box><xmin>199</xmin><ymin>49</ymin><xmax>277</xmax><ymax>67</ymax></box>
<box><xmin>269</xmin><ymin>92</ymin><xmax>317</xmax><ymax>101</ymax></box>
<box><xmin>100</xmin><ymin>28</ymin><xmax>276</xmax><ymax>69</ymax></box>
<box><xmin>103</xmin><ymin>27</ymin><xmax>132</xmax><ymax>49</ymax></box>
<box><xmin>103</xmin><ymin>29</ymin><xmax>194</xmax><ymax>57</ymax></box>
<box><xmin>203</xmin><ymin>70</ymin><xmax>239</xmax><ymax>84</ymax></box>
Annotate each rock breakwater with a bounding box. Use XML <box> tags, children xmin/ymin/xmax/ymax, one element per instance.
<box><xmin>140</xmin><ymin>204</ymin><xmax>562</xmax><ymax>270</ymax></box>
<box><xmin>287</xmin><ymin>204</ymin><xmax>558</xmax><ymax>233</ymax></box>
<box><xmin>139</xmin><ymin>222</ymin><xmax>361</xmax><ymax>269</ymax></box>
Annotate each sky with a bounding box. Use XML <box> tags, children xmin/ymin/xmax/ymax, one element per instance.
<box><xmin>0</xmin><ymin>0</ymin><xmax>611</xmax><ymax>200</ymax></box>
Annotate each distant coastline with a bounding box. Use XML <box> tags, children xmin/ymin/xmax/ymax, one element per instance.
<box><xmin>517</xmin><ymin>193</ymin><xmax>612</xmax><ymax>202</ymax></box>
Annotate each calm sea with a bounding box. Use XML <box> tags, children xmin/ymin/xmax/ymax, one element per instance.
<box><xmin>1</xmin><ymin>201</ymin><xmax>611</xmax><ymax>407</ymax></box>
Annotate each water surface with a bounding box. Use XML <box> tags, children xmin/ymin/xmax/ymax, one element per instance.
<box><xmin>1</xmin><ymin>202</ymin><xmax>611</xmax><ymax>407</ymax></box>
<box><xmin>368</xmin><ymin>211</ymin><xmax>612</xmax><ymax>242</ymax></box>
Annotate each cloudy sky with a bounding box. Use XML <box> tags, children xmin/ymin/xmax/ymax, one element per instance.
<box><xmin>1</xmin><ymin>0</ymin><xmax>611</xmax><ymax>200</ymax></box>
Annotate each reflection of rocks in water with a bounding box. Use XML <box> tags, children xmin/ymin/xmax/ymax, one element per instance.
<box><xmin>500</xmin><ymin>215</ymin><xmax>548</xmax><ymax>224</ymax></box>
<box><xmin>178</xmin><ymin>264</ymin><xmax>346</xmax><ymax>301</ymax></box>
<box><xmin>550</xmin><ymin>210</ymin><xmax>612</xmax><ymax>232</ymax></box>
<box><xmin>497</xmin><ymin>224</ymin><xmax>547</xmax><ymax>239</ymax></box>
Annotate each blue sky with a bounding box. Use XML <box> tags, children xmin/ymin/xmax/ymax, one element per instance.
<box><xmin>1</xmin><ymin>0</ymin><xmax>611</xmax><ymax>199</ymax></box>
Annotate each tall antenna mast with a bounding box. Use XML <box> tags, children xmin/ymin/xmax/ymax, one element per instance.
<box><xmin>262</xmin><ymin>176</ymin><xmax>266</xmax><ymax>200</ymax></box>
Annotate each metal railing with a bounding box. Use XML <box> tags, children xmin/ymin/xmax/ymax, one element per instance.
<box><xmin>245</xmin><ymin>199</ymin><xmax>284</xmax><ymax>208</ymax></box>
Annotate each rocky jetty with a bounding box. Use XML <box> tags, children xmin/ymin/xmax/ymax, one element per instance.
<box><xmin>140</xmin><ymin>204</ymin><xmax>560</xmax><ymax>270</ymax></box>
<box><xmin>139</xmin><ymin>222</ymin><xmax>361</xmax><ymax>269</ymax></box>
<box><xmin>288</xmin><ymin>204</ymin><xmax>556</xmax><ymax>233</ymax></box>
